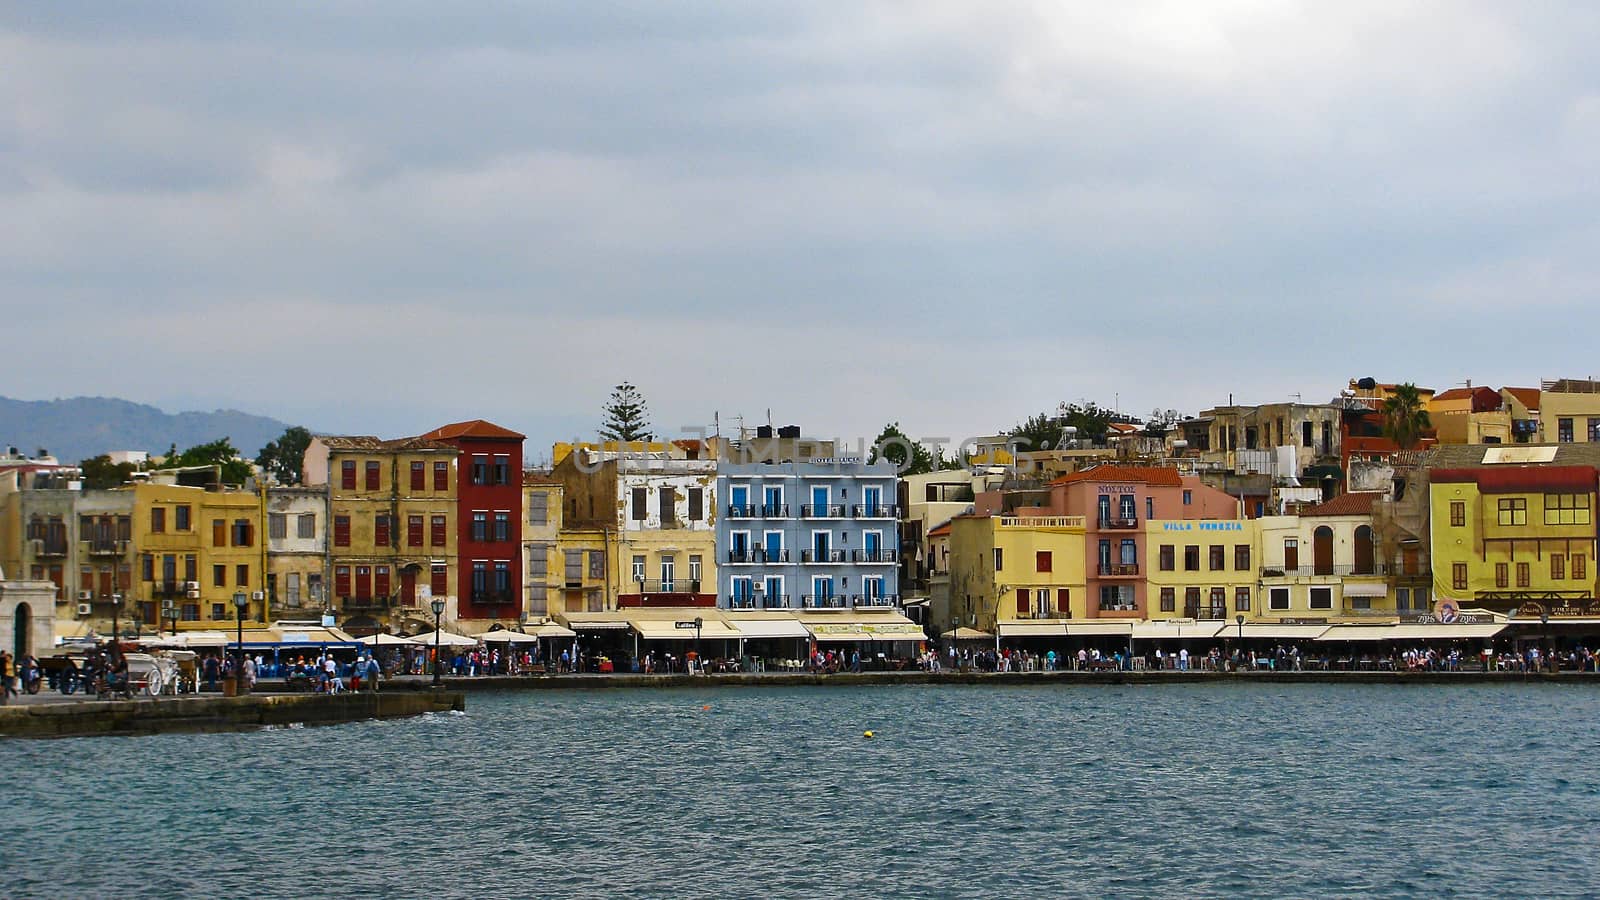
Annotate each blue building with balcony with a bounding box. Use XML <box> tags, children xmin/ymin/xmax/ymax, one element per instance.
<box><xmin>716</xmin><ymin>459</ymin><xmax>900</xmax><ymax>610</ymax></box>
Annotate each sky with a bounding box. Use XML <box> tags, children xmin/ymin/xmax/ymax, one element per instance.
<box><xmin>4</xmin><ymin>2</ymin><xmax>1598</xmax><ymax>461</ymax></box>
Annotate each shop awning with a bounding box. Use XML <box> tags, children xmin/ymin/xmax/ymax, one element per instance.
<box><xmin>940</xmin><ymin>627</ymin><xmax>994</xmax><ymax>641</ymax></box>
<box><xmin>527</xmin><ymin>623</ymin><xmax>578</xmax><ymax>639</ymax></box>
<box><xmin>357</xmin><ymin>633</ymin><xmax>421</xmax><ymax>646</ymax></box>
<box><xmin>564</xmin><ymin>620</ymin><xmax>631</xmax><ymax>631</ymax></box>
<box><xmin>1131</xmin><ymin>621</ymin><xmax>1224</xmax><ymax>640</ymax></box>
<box><xmin>1066</xmin><ymin>621</ymin><xmax>1134</xmax><ymax>636</ymax></box>
<box><xmin>479</xmin><ymin>630</ymin><xmax>541</xmax><ymax>644</ymax></box>
<box><xmin>410</xmin><ymin>629</ymin><xmax>479</xmax><ymax>647</ymax></box>
<box><xmin>723</xmin><ymin>616</ymin><xmax>811</xmax><ymax>640</ymax></box>
<box><xmin>1341</xmin><ymin>582</ymin><xmax>1389</xmax><ymax>598</ymax></box>
<box><xmin>632</xmin><ymin>617</ymin><xmax>743</xmax><ymax>641</ymax></box>
<box><xmin>1387</xmin><ymin>623</ymin><xmax>1506</xmax><ymax>641</ymax></box>
<box><xmin>1316</xmin><ymin>625</ymin><xmax>1394</xmax><ymax>642</ymax></box>
<box><xmin>1231</xmin><ymin>624</ymin><xmax>1331</xmax><ymax>640</ymax></box>
<box><xmin>997</xmin><ymin>622</ymin><xmax>1068</xmax><ymax>638</ymax></box>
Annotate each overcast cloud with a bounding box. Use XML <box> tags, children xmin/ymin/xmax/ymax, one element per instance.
<box><xmin>4</xmin><ymin>2</ymin><xmax>1598</xmax><ymax>459</ymax></box>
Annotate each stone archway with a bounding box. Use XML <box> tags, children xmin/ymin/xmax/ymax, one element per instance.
<box><xmin>13</xmin><ymin>601</ymin><xmax>31</xmax><ymax>658</ymax></box>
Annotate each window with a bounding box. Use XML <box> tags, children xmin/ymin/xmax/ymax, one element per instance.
<box><xmin>493</xmin><ymin>560</ymin><xmax>510</xmax><ymax>595</ymax></box>
<box><xmin>434</xmin><ymin>461</ymin><xmax>450</xmax><ymax>491</ymax></box>
<box><xmin>689</xmin><ymin>554</ymin><xmax>702</xmax><ymax>585</ymax></box>
<box><xmin>529</xmin><ymin>492</ymin><xmax>549</xmax><ymax>526</ymax></box>
<box><xmin>528</xmin><ymin>584</ymin><xmax>548</xmax><ymax>615</ymax></box>
<box><xmin>212</xmin><ymin>519</ymin><xmax>227</xmax><ymax>546</ymax></box>
<box><xmin>1309</xmin><ymin>587</ymin><xmax>1332</xmax><ymax>609</ymax></box>
<box><xmin>1495</xmin><ymin>563</ymin><xmax>1508</xmax><ymax>588</ymax></box>
<box><xmin>236</xmin><ymin>564</ymin><xmax>248</xmax><ymax>587</ymax></box>
<box><xmin>493</xmin><ymin>455</ymin><xmax>510</xmax><ymax>486</ymax></box>
<box><xmin>1210</xmin><ymin>587</ymin><xmax>1228</xmax><ymax>616</ymax></box>
<box><xmin>355</xmin><ymin>566</ymin><xmax>371</xmax><ymax>599</ymax></box>
<box><xmin>471</xmin><ymin>511</ymin><xmax>488</xmax><ymax>542</ymax></box>
<box><xmin>431</xmin><ymin>515</ymin><xmax>447</xmax><ymax>546</ymax></box>
<box><xmin>1558</xmin><ymin>418</ymin><xmax>1574</xmax><ymax>443</ymax></box>
<box><xmin>1450</xmin><ymin>501</ymin><xmax>1466</xmax><ymax>527</ymax></box>
<box><xmin>1235</xmin><ymin>545</ymin><xmax>1250</xmax><ymax>571</ymax></box>
<box><xmin>341</xmin><ymin>460</ymin><xmax>357</xmax><ymax>490</ymax></box>
<box><xmin>1235</xmin><ymin>587</ymin><xmax>1251</xmax><ymax>612</ymax></box>
<box><xmin>1183</xmin><ymin>546</ymin><xmax>1200</xmax><ymax>572</ymax></box>
<box><xmin>1574</xmin><ymin>553</ymin><xmax>1587</xmax><ymax>581</ymax></box>
<box><xmin>431</xmin><ymin>564</ymin><xmax>448</xmax><ymax>597</ymax></box>
<box><xmin>1120</xmin><ymin>539</ymin><xmax>1136</xmax><ymax>566</ymax></box>
<box><xmin>1160</xmin><ymin>587</ymin><xmax>1175</xmax><ymax>612</ymax></box>
<box><xmin>1270</xmin><ymin>588</ymin><xmax>1290</xmax><ymax>610</ymax></box>
<box><xmin>184</xmin><ymin>555</ymin><xmax>196</xmax><ymax>582</ymax></box>
<box><xmin>494</xmin><ymin>511</ymin><xmax>510</xmax><ymax>542</ymax></box>
<box><xmin>374</xmin><ymin>514</ymin><xmax>391</xmax><ymax>547</ymax></box>
<box><xmin>1159</xmin><ymin>545</ymin><xmax>1175</xmax><ymax>571</ymax></box>
<box><xmin>285</xmin><ymin>573</ymin><xmax>300</xmax><ymax>606</ymax></box>
<box><xmin>269</xmin><ymin>514</ymin><xmax>287</xmax><ymax>540</ymax></box>
<box><xmin>298</xmin><ymin>513</ymin><xmax>315</xmax><ymax>539</ymax></box>
<box><xmin>688</xmin><ymin>488</ymin><xmax>704</xmax><ymax>522</ymax></box>
<box><xmin>1302</xmin><ymin>421</ymin><xmax>1313</xmax><ymax>447</ymax></box>
<box><xmin>151</xmin><ymin>507</ymin><xmax>166</xmax><ymax>534</ymax></box>
<box><xmin>1497</xmin><ymin>498</ymin><xmax>1527</xmax><ymax>526</ymax></box>
<box><xmin>1552</xmin><ymin>554</ymin><xmax>1566</xmax><ymax>580</ymax></box>
<box><xmin>1209</xmin><ymin>545</ymin><xmax>1225</xmax><ymax>571</ymax></box>
<box><xmin>632</xmin><ymin>555</ymin><xmax>646</xmax><ymax>583</ymax></box>
<box><xmin>231</xmin><ymin>519</ymin><xmax>252</xmax><ymax>547</ymax></box>
<box><xmin>993</xmin><ymin>548</ymin><xmax>1003</xmax><ymax>572</ymax></box>
<box><xmin>471</xmin><ymin>455</ymin><xmax>489</xmax><ymax>485</ymax></box>
<box><xmin>334</xmin><ymin>515</ymin><xmax>350</xmax><ymax>547</ymax></box>
<box><xmin>1036</xmin><ymin>551</ymin><xmax>1052</xmax><ymax>573</ymax></box>
<box><xmin>1516</xmin><ymin>562</ymin><xmax>1530</xmax><ymax>588</ymax></box>
<box><xmin>365</xmin><ymin>461</ymin><xmax>381</xmax><ymax>490</ymax></box>
<box><xmin>631</xmin><ymin>488</ymin><xmax>648</xmax><ymax>521</ymax></box>
<box><xmin>1182</xmin><ymin>490</ymin><xmax>1192</xmax><ymax>506</ymax></box>
<box><xmin>660</xmin><ymin>555</ymin><xmax>676</xmax><ymax>590</ymax></box>
<box><xmin>375</xmin><ymin>565</ymin><xmax>390</xmax><ymax>598</ymax></box>
<box><xmin>659</xmin><ymin>487</ymin><xmax>676</xmax><ymax>525</ymax></box>
<box><xmin>471</xmin><ymin>561</ymin><xmax>488</xmax><ymax>599</ymax></box>
<box><xmin>1590</xmin><ymin>418</ymin><xmax>1600</xmax><ymax>442</ymax></box>
<box><xmin>1283</xmin><ymin>539</ymin><xmax>1299</xmax><ymax>570</ymax></box>
<box><xmin>334</xmin><ymin>566</ymin><xmax>351</xmax><ymax>598</ymax></box>
<box><xmin>1544</xmin><ymin>493</ymin><xmax>1591</xmax><ymax>525</ymax></box>
<box><xmin>1184</xmin><ymin>586</ymin><xmax>1201</xmax><ymax>614</ymax></box>
<box><xmin>407</xmin><ymin>515</ymin><xmax>423</xmax><ymax>547</ymax></box>
<box><xmin>1452</xmin><ymin>563</ymin><xmax>1468</xmax><ymax>591</ymax></box>
<box><xmin>213</xmin><ymin>564</ymin><xmax>226</xmax><ymax>587</ymax></box>
<box><xmin>212</xmin><ymin>603</ymin><xmax>226</xmax><ymax>621</ymax></box>
<box><xmin>1146</xmin><ymin>497</ymin><xmax>1155</xmax><ymax>520</ymax></box>
<box><xmin>411</xmin><ymin>461</ymin><xmax>426</xmax><ymax>491</ymax></box>
<box><xmin>588</xmin><ymin>550</ymin><xmax>604</xmax><ymax>580</ymax></box>
<box><xmin>1098</xmin><ymin>585</ymin><xmax>1134</xmax><ymax>610</ymax></box>
<box><xmin>142</xmin><ymin>555</ymin><xmax>154</xmax><ymax>582</ymax></box>
<box><xmin>174</xmin><ymin>505</ymin><xmax>191</xmax><ymax>531</ymax></box>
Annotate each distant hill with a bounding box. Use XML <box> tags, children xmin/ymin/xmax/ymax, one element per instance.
<box><xmin>0</xmin><ymin>396</ymin><xmax>298</xmax><ymax>464</ymax></box>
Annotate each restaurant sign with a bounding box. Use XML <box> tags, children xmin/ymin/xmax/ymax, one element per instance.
<box><xmin>1512</xmin><ymin>600</ymin><xmax>1600</xmax><ymax>619</ymax></box>
<box><xmin>1401</xmin><ymin>612</ymin><xmax>1495</xmax><ymax>625</ymax></box>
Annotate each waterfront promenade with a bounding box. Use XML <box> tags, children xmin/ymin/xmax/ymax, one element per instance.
<box><xmin>0</xmin><ymin>688</ymin><xmax>463</xmax><ymax>738</ymax></box>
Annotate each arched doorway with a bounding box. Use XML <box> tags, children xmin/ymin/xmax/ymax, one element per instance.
<box><xmin>1353</xmin><ymin>525</ymin><xmax>1375</xmax><ymax>575</ymax></box>
<box><xmin>400</xmin><ymin>564</ymin><xmax>421</xmax><ymax>607</ymax></box>
<box><xmin>342</xmin><ymin>615</ymin><xmax>381</xmax><ymax>638</ymax></box>
<box><xmin>1313</xmin><ymin>526</ymin><xmax>1335</xmax><ymax>576</ymax></box>
<box><xmin>13</xmin><ymin>602</ymin><xmax>31</xmax><ymax>659</ymax></box>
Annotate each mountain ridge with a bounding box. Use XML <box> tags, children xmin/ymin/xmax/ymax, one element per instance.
<box><xmin>0</xmin><ymin>395</ymin><xmax>298</xmax><ymax>464</ymax></box>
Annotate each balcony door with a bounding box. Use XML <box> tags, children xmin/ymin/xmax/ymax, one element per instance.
<box><xmin>1097</xmin><ymin>495</ymin><xmax>1111</xmax><ymax>525</ymax></box>
<box><xmin>811</xmin><ymin>486</ymin><xmax>829</xmax><ymax>514</ymax></box>
<box><xmin>763</xmin><ymin>486</ymin><xmax>783</xmax><ymax>514</ymax></box>
<box><xmin>813</xmin><ymin>576</ymin><xmax>834</xmax><ymax>602</ymax></box>
<box><xmin>864</xmin><ymin>530</ymin><xmax>881</xmax><ymax>561</ymax></box>
<box><xmin>660</xmin><ymin>555</ymin><xmax>675</xmax><ymax>593</ymax></box>
<box><xmin>863</xmin><ymin>486</ymin><xmax>882</xmax><ymax>516</ymax></box>
<box><xmin>730</xmin><ymin>485</ymin><xmax>748</xmax><ymax>512</ymax></box>
<box><xmin>764</xmin><ymin>531</ymin><xmax>783</xmax><ymax>561</ymax></box>
<box><xmin>731</xmin><ymin>531</ymin><xmax>749</xmax><ymax>559</ymax></box>
<box><xmin>764</xmin><ymin>576</ymin><xmax>783</xmax><ymax>606</ymax></box>
<box><xmin>1313</xmin><ymin>527</ymin><xmax>1334</xmax><ymax>575</ymax></box>
<box><xmin>814</xmin><ymin>531</ymin><xmax>830</xmax><ymax>559</ymax></box>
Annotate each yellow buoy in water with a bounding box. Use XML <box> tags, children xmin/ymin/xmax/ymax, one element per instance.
<box><xmin>863</xmin><ymin>730</ymin><xmax>875</xmax><ymax>739</ymax></box>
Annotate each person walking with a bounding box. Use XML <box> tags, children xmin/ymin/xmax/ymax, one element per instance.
<box><xmin>364</xmin><ymin>654</ymin><xmax>381</xmax><ymax>692</ymax></box>
<box><xmin>0</xmin><ymin>651</ymin><xmax>12</xmax><ymax>704</ymax></box>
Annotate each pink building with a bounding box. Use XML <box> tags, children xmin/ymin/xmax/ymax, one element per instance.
<box><xmin>978</xmin><ymin>465</ymin><xmax>1239</xmax><ymax>618</ymax></box>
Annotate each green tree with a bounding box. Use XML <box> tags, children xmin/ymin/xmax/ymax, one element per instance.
<box><xmin>78</xmin><ymin>454</ymin><xmax>136</xmax><ymax>489</ymax></box>
<box><xmin>1381</xmin><ymin>383</ymin><xmax>1432</xmax><ymax>450</ymax></box>
<box><xmin>171</xmin><ymin>437</ymin><xmax>253</xmax><ymax>485</ymax></box>
<box><xmin>257</xmin><ymin>426</ymin><xmax>312</xmax><ymax>485</ymax></box>
<box><xmin>1009</xmin><ymin>402</ymin><xmax>1116</xmax><ymax>450</ymax></box>
<box><xmin>599</xmin><ymin>382</ymin><xmax>653</xmax><ymax>441</ymax></box>
<box><xmin>868</xmin><ymin>422</ymin><xmax>937</xmax><ymax>474</ymax></box>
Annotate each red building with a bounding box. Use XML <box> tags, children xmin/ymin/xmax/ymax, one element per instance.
<box><xmin>419</xmin><ymin>420</ymin><xmax>525</xmax><ymax>621</ymax></box>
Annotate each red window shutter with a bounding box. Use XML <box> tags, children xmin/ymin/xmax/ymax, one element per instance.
<box><xmin>1036</xmin><ymin>551</ymin><xmax>1051</xmax><ymax>573</ymax></box>
<box><xmin>335</xmin><ymin>566</ymin><xmax>351</xmax><ymax>597</ymax></box>
<box><xmin>434</xmin><ymin>461</ymin><xmax>448</xmax><ymax>491</ymax></box>
<box><xmin>431</xmin><ymin>516</ymin><xmax>447</xmax><ymax>546</ymax></box>
<box><xmin>1016</xmin><ymin>588</ymin><xmax>1029</xmax><ymax>616</ymax></box>
<box><xmin>375</xmin><ymin>566</ymin><xmax>390</xmax><ymax>598</ymax></box>
<box><xmin>365</xmin><ymin>461</ymin><xmax>380</xmax><ymax>490</ymax></box>
<box><xmin>430</xmin><ymin>565</ymin><xmax>448</xmax><ymax>596</ymax></box>
<box><xmin>408</xmin><ymin>516</ymin><xmax>423</xmax><ymax>547</ymax></box>
<box><xmin>334</xmin><ymin>516</ymin><xmax>350</xmax><ymax>547</ymax></box>
<box><xmin>1057</xmin><ymin>588</ymin><xmax>1070</xmax><ymax>612</ymax></box>
<box><xmin>374</xmin><ymin>515</ymin><xmax>390</xmax><ymax>547</ymax></box>
<box><xmin>355</xmin><ymin>566</ymin><xmax>371</xmax><ymax>599</ymax></box>
<box><xmin>411</xmin><ymin>462</ymin><xmax>425</xmax><ymax>491</ymax></box>
<box><xmin>341</xmin><ymin>460</ymin><xmax>356</xmax><ymax>490</ymax></box>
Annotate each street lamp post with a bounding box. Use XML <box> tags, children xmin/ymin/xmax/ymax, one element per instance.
<box><xmin>110</xmin><ymin>592</ymin><xmax>124</xmax><ymax>646</ymax></box>
<box><xmin>233</xmin><ymin>590</ymin><xmax>248</xmax><ymax>689</ymax></box>
<box><xmin>1235</xmin><ymin>613</ymin><xmax>1246</xmax><ymax>670</ymax></box>
<box><xmin>694</xmin><ymin>616</ymin><xmax>703</xmax><ymax>675</ymax></box>
<box><xmin>431</xmin><ymin>597</ymin><xmax>446</xmax><ymax>686</ymax></box>
<box><xmin>1540</xmin><ymin>611</ymin><xmax>1551</xmax><ymax>673</ymax></box>
<box><xmin>163</xmin><ymin>598</ymin><xmax>176</xmax><ymax>636</ymax></box>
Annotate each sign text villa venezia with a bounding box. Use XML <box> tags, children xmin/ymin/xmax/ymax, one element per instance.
<box><xmin>1160</xmin><ymin>522</ymin><xmax>1246</xmax><ymax>531</ymax></box>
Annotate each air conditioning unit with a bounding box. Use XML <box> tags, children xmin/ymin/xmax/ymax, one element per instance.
<box><xmin>29</xmin><ymin>539</ymin><xmax>43</xmax><ymax>554</ymax></box>
<box><xmin>78</xmin><ymin>590</ymin><xmax>93</xmax><ymax>601</ymax></box>
<box><xmin>186</xmin><ymin>589</ymin><xmax>200</xmax><ymax>599</ymax></box>
<box><xmin>77</xmin><ymin>603</ymin><xmax>92</xmax><ymax>617</ymax></box>
<box><xmin>184</xmin><ymin>581</ymin><xmax>200</xmax><ymax>591</ymax></box>
<box><xmin>251</xmin><ymin>591</ymin><xmax>264</xmax><ymax>601</ymax></box>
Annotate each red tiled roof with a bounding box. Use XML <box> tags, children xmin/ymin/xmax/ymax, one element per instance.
<box><xmin>1431</xmin><ymin>466</ymin><xmax>1596</xmax><ymax>494</ymax></box>
<box><xmin>1050</xmin><ymin>465</ymin><xmax>1182</xmax><ymax>487</ymax></box>
<box><xmin>420</xmin><ymin>419</ymin><xmax>526</xmax><ymax>441</ymax></box>
<box><xmin>1432</xmin><ymin>386</ymin><xmax>1502</xmax><ymax>412</ymax></box>
<box><xmin>927</xmin><ymin>520</ymin><xmax>953</xmax><ymax>538</ymax></box>
<box><xmin>1503</xmin><ymin>387</ymin><xmax>1540</xmax><ymax>410</ymax></box>
<box><xmin>1300</xmin><ymin>492</ymin><xmax>1382</xmax><ymax>517</ymax></box>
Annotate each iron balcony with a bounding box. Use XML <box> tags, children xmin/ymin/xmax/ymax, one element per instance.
<box><xmin>800</xmin><ymin>549</ymin><xmax>848</xmax><ymax>563</ymax></box>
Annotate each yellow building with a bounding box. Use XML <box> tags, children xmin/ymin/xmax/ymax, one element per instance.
<box><xmin>1144</xmin><ymin>518</ymin><xmax>1261</xmax><ymax>623</ymax></box>
<box><xmin>1256</xmin><ymin>493</ymin><xmax>1390</xmax><ymax>622</ymax></box>
<box><xmin>1538</xmin><ymin>378</ymin><xmax>1600</xmax><ymax>444</ymax></box>
<box><xmin>1429</xmin><ymin>445</ymin><xmax>1599</xmax><ymax>616</ymax></box>
<box><xmin>1429</xmin><ymin>386</ymin><xmax>1512</xmax><ymax>445</ymax></box>
<box><xmin>303</xmin><ymin>436</ymin><xmax>458</xmax><ymax>634</ymax></box>
<box><xmin>946</xmin><ymin>513</ymin><xmax>1086</xmax><ymax>636</ymax></box>
<box><xmin>523</xmin><ymin>473</ymin><xmax>609</xmax><ymax>617</ymax></box>
<box><xmin>131</xmin><ymin>481</ymin><xmax>267</xmax><ymax>631</ymax></box>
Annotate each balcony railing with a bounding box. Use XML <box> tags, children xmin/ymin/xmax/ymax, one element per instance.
<box><xmin>1097</xmin><ymin>563</ymin><xmax>1140</xmax><ymax>577</ymax></box>
<box><xmin>727</xmin><ymin>550</ymin><xmax>791</xmax><ymax>564</ymax></box>
<box><xmin>628</xmin><ymin>580</ymin><xmax>703</xmax><ymax>594</ymax></box>
<box><xmin>852</xmin><ymin>504</ymin><xmax>898</xmax><ymax>519</ymax></box>
<box><xmin>34</xmin><ymin>539</ymin><xmax>69</xmax><ymax>558</ymax></box>
<box><xmin>1184</xmin><ymin>605</ymin><xmax>1229</xmax><ymax>620</ymax></box>
<box><xmin>1262</xmin><ymin>564</ymin><xmax>1389</xmax><ymax>577</ymax></box>
<box><xmin>1015</xmin><ymin>609</ymin><xmax>1072</xmax><ymax>620</ymax></box>
<box><xmin>726</xmin><ymin>505</ymin><xmax>757</xmax><ymax>518</ymax></box>
<box><xmin>761</xmin><ymin>504</ymin><xmax>790</xmax><ymax>517</ymax></box>
<box><xmin>800</xmin><ymin>549</ymin><xmax>848</xmax><ymax>563</ymax></box>
<box><xmin>83</xmin><ymin>539</ymin><xmax>129</xmax><ymax>557</ymax></box>
<box><xmin>1097</xmin><ymin>517</ymin><xmax>1139</xmax><ymax>530</ymax></box>
<box><xmin>851</xmin><ymin>550</ymin><xmax>898</xmax><ymax>564</ymax></box>
<box><xmin>801</xmin><ymin>594</ymin><xmax>849</xmax><ymax>609</ymax></box>
<box><xmin>727</xmin><ymin>593</ymin><xmax>792</xmax><ymax>610</ymax></box>
<box><xmin>468</xmin><ymin>590</ymin><xmax>516</xmax><ymax>606</ymax></box>
<box><xmin>801</xmin><ymin>505</ymin><xmax>847</xmax><ymax>518</ymax></box>
<box><xmin>999</xmin><ymin>516</ymin><xmax>1087</xmax><ymax>529</ymax></box>
<box><xmin>151</xmin><ymin>581</ymin><xmax>188</xmax><ymax>598</ymax></box>
<box><xmin>854</xmin><ymin>594</ymin><xmax>900</xmax><ymax>608</ymax></box>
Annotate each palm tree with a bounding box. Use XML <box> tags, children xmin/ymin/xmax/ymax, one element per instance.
<box><xmin>1381</xmin><ymin>383</ymin><xmax>1431</xmax><ymax>450</ymax></box>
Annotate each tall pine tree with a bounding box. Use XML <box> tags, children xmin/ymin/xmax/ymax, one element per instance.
<box><xmin>600</xmin><ymin>382</ymin><xmax>653</xmax><ymax>441</ymax></box>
